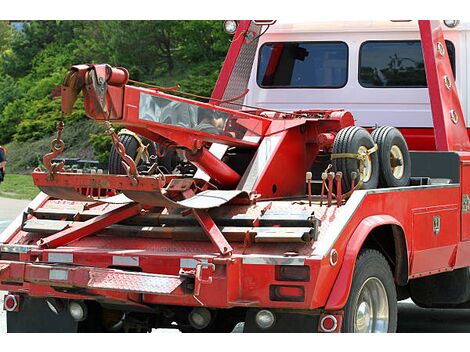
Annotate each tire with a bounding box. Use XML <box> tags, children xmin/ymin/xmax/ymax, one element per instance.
<box><xmin>332</xmin><ymin>126</ymin><xmax>379</xmax><ymax>193</ymax></box>
<box><xmin>108</xmin><ymin>134</ymin><xmax>157</xmax><ymax>175</ymax></box>
<box><xmin>342</xmin><ymin>249</ymin><xmax>397</xmax><ymax>333</ymax></box>
<box><xmin>371</xmin><ymin>126</ymin><xmax>411</xmax><ymax>188</ymax></box>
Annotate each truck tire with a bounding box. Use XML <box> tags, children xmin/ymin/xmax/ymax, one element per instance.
<box><xmin>332</xmin><ymin>126</ymin><xmax>379</xmax><ymax>193</ymax></box>
<box><xmin>371</xmin><ymin>126</ymin><xmax>411</xmax><ymax>188</ymax></box>
<box><xmin>108</xmin><ymin>133</ymin><xmax>157</xmax><ymax>174</ymax></box>
<box><xmin>342</xmin><ymin>249</ymin><xmax>397</xmax><ymax>333</ymax></box>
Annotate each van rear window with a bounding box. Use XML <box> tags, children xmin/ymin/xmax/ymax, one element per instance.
<box><xmin>359</xmin><ymin>40</ymin><xmax>455</xmax><ymax>88</ymax></box>
<box><xmin>257</xmin><ymin>42</ymin><xmax>348</xmax><ymax>88</ymax></box>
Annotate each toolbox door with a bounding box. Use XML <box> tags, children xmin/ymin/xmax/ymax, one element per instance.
<box><xmin>411</xmin><ymin>205</ymin><xmax>459</xmax><ymax>275</ymax></box>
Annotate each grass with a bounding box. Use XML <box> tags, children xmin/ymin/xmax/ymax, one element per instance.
<box><xmin>5</xmin><ymin>119</ymin><xmax>101</xmax><ymax>175</ymax></box>
<box><xmin>0</xmin><ymin>174</ymin><xmax>40</xmax><ymax>200</ymax></box>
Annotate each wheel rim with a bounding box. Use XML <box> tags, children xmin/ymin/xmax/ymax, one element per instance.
<box><xmin>353</xmin><ymin>277</ymin><xmax>389</xmax><ymax>333</ymax></box>
<box><xmin>357</xmin><ymin>146</ymin><xmax>372</xmax><ymax>183</ymax></box>
<box><xmin>389</xmin><ymin>145</ymin><xmax>404</xmax><ymax>179</ymax></box>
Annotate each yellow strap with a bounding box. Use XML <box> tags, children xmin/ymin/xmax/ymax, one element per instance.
<box><xmin>330</xmin><ymin>144</ymin><xmax>378</xmax><ymax>161</ymax></box>
<box><xmin>118</xmin><ymin>129</ymin><xmax>149</xmax><ymax>165</ymax></box>
<box><xmin>326</xmin><ymin>144</ymin><xmax>377</xmax><ymax>200</ymax></box>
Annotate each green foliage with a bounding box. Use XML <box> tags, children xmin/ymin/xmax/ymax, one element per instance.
<box><xmin>178</xmin><ymin>61</ymin><xmax>225</xmax><ymax>99</ymax></box>
<box><xmin>0</xmin><ymin>20</ymin><xmax>231</xmax><ymax>173</ymax></box>
<box><xmin>89</xmin><ymin>133</ymin><xmax>112</xmax><ymax>164</ymax></box>
<box><xmin>0</xmin><ymin>174</ymin><xmax>40</xmax><ymax>200</ymax></box>
<box><xmin>5</xmin><ymin>119</ymin><xmax>104</xmax><ymax>174</ymax></box>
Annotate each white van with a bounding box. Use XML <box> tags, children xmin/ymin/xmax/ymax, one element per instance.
<box><xmin>234</xmin><ymin>20</ymin><xmax>469</xmax><ymax>150</ymax></box>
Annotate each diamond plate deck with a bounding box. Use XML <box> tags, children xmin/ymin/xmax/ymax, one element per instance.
<box><xmin>87</xmin><ymin>270</ymin><xmax>185</xmax><ymax>294</ymax></box>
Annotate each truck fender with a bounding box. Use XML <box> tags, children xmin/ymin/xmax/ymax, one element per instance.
<box><xmin>324</xmin><ymin>214</ymin><xmax>407</xmax><ymax>311</ymax></box>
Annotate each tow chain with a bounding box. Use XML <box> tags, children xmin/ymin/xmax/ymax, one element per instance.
<box><xmin>118</xmin><ymin>129</ymin><xmax>150</xmax><ymax>165</ymax></box>
<box><xmin>43</xmin><ymin>113</ymin><xmax>66</xmax><ymax>176</ymax></box>
<box><xmin>105</xmin><ymin>122</ymin><xmax>139</xmax><ymax>186</ymax></box>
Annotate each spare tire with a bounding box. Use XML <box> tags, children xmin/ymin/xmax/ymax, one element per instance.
<box><xmin>371</xmin><ymin>126</ymin><xmax>411</xmax><ymax>188</ymax></box>
<box><xmin>332</xmin><ymin>126</ymin><xmax>379</xmax><ymax>193</ymax></box>
<box><xmin>108</xmin><ymin>133</ymin><xmax>157</xmax><ymax>175</ymax></box>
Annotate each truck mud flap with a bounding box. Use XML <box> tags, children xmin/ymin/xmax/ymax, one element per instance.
<box><xmin>7</xmin><ymin>296</ymin><xmax>78</xmax><ymax>333</ymax></box>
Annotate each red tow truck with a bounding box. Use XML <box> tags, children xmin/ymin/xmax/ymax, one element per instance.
<box><xmin>1</xmin><ymin>20</ymin><xmax>469</xmax><ymax>333</ymax></box>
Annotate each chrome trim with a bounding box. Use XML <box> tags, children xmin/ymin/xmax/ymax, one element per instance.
<box><xmin>4</xmin><ymin>295</ymin><xmax>18</xmax><ymax>312</ymax></box>
<box><xmin>112</xmin><ymin>256</ymin><xmax>140</xmax><ymax>267</ymax></box>
<box><xmin>48</xmin><ymin>253</ymin><xmax>73</xmax><ymax>264</ymax></box>
<box><xmin>354</xmin><ymin>277</ymin><xmax>389</xmax><ymax>333</ymax></box>
<box><xmin>320</xmin><ymin>315</ymin><xmax>338</xmax><ymax>333</ymax></box>
<box><xmin>329</xmin><ymin>249</ymin><xmax>338</xmax><ymax>266</ymax></box>
<box><xmin>365</xmin><ymin>183</ymin><xmax>458</xmax><ymax>194</ymax></box>
<box><xmin>180</xmin><ymin>258</ymin><xmax>209</xmax><ymax>269</ymax></box>
<box><xmin>242</xmin><ymin>255</ymin><xmax>306</xmax><ymax>265</ymax></box>
<box><xmin>49</xmin><ymin>269</ymin><xmax>68</xmax><ymax>281</ymax></box>
<box><xmin>0</xmin><ymin>244</ymin><xmax>38</xmax><ymax>254</ymax></box>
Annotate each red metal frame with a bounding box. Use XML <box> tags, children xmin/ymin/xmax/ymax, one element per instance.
<box><xmin>418</xmin><ymin>20</ymin><xmax>470</xmax><ymax>151</ymax></box>
<box><xmin>2</xmin><ymin>21</ymin><xmax>470</xmax><ymax>333</ymax></box>
<box><xmin>210</xmin><ymin>20</ymin><xmax>252</xmax><ymax>103</ymax></box>
<box><xmin>37</xmin><ymin>203</ymin><xmax>142</xmax><ymax>249</ymax></box>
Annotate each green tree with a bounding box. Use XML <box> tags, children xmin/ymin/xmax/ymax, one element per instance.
<box><xmin>0</xmin><ymin>20</ymin><xmax>230</xmax><ymax>171</ymax></box>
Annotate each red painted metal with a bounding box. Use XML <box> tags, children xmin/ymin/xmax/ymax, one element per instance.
<box><xmin>3</xmin><ymin>21</ymin><xmax>470</xmax><ymax>333</ymax></box>
<box><xmin>324</xmin><ymin>215</ymin><xmax>403</xmax><ymax>311</ymax></box>
<box><xmin>210</xmin><ymin>20</ymin><xmax>252</xmax><ymax>103</ymax></box>
<box><xmin>37</xmin><ymin>203</ymin><xmax>142</xmax><ymax>249</ymax></box>
<box><xmin>418</xmin><ymin>20</ymin><xmax>470</xmax><ymax>151</ymax></box>
<box><xmin>192</xmin><ymin>209</ymin><xmax>233</xmax><ymax>255</ymax></box>
<box><xmin>186</xmin><ymin>148</ymin><xmax>241</xmax><ymax>188</ymax></box>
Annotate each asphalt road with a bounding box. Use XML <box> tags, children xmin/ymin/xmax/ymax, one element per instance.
<box><xmin>0</xmin><ymin>198</ymin><xmax>31</xmax><ymax>333</ymax></box>
<box><xmin>1</xmin><ymin>198</ymin><xmax>470</xmax><ymax>333</ymax></box>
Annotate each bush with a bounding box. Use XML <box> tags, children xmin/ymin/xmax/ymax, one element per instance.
<box><xmin>5</xmin><ymin>119</ymin><xmax>103</xmax><ymax>174</ymax></box>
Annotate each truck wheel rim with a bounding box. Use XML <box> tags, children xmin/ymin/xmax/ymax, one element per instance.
<box><xmin>358</xmin><ymin>146</ymin><xmax>372</xmax><ymax>183</ymax></box>
<box><xmin>390</xmin><ymin>145</ymin><xmax>404</xmax><ymax>179</ymax></box>
<box><xmin>353</xmin><ymin>277</ymin><xmax>389</xmax><ymax>333</ymax></box>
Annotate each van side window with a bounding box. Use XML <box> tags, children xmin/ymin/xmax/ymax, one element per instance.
<box><xmin>359</xmin><ymin>40</ymin><xmax>455</xmax><ymax>88</ymax></box>
<box><xmin>257</xmin><ymin>42</ymin><xmax>348</xmax><ymax>88</ymax></box>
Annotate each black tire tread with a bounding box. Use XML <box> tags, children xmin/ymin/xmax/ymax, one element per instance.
<box><xmin>108</xmin><ymin>134</ymin><xmax>156</xmax><ymax>175</ymax></box>
<box><xmin>332</xmin><ymin>126</ymin><xmax>379</xmax><ymax>192</ymax></box>
<box><xmin>371</xmin><ymin>126</ymin><xmax>411</xmax><ymax>188</ymax></box>
<box><xmin>342</xmin><ymin>248</ymin><xmax>398</xmax><ymax>333</ymax></box>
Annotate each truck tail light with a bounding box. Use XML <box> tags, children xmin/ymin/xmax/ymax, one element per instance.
<box><xmin>276</xmin><ymin>265</ymin><xmax>310</xmax><ymax>282</ymax></box>
<box><xmin>4</xmin><ymin>294</ymin><xmax>20</xmax><ymax>312</ymax></box>
<box><xmin>270</xmin><ymin>285</ymin><xmax>305</xmax><ymax>302</ymax></box>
